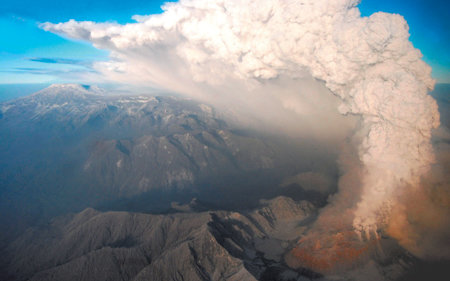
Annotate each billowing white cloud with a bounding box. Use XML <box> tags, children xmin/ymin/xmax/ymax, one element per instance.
<box><xmin>42</xmin><ymin>0</ymin><xmax>440</xmax><ymax>254</ymax></box>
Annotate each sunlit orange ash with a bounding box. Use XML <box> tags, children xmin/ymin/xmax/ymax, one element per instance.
<box><xmin>285</xmin><ymin>231</ymin><xmax>377</xmax><ymax>274</ymax></box>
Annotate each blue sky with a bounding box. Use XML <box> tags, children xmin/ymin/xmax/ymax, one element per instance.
<box><xmin>0</xmin><ymin>0</ymin><xmax>448</xmax><ymax>87</ymax></box>
<box><xmin>0</xmin><ymin>0</ymin><xmax>167</xmax><ymax>85</ymax></box>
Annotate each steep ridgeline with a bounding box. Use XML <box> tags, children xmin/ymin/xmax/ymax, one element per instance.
<box><xmin>0</xmin><ymin>84</ymin><xmax>331</xmax><ymax>241</ymax></box>
<box><xmin>2</xmin><ymin>196</ymin><xmax>316</xmax><ymax>281</ymax></box>
<box><xmin>2</xmin><ymin>197</ymin><xmax>416</xmax><ymax>281</ymax></box>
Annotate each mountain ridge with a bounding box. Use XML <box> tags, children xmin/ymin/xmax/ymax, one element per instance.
<box><xmin>0</xmin><ymin>84</ymin><xmax>334</xmax><ymax>244</ymax></box>
<box><xmin>2</xmin><ymin>196</ymin><xmax>315</xmax><ymax>281</ymax></box>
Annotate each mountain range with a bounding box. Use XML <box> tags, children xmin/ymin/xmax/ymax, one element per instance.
<box><xmin>2</xmin><ymin>84</ymin><xmax>446</xmax><ymax>280</ymax></box>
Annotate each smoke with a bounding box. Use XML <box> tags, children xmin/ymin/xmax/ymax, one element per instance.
<box><xmin>387</xmin><ymin>125</ymin><xmax>450</xmax><ymax>259</ymax></box>
<box><xmin>42</xmin><ymin>0</ymin><xmax>443</xmax><ymax>270</ymax></box>
<box><xmin>281</xmin><ymin>171</ymin><xmax>334</xmax><ymax>194</ymax></box>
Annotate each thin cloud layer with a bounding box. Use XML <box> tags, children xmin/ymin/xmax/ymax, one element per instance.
<box><xmin>42</xmin><ymin>0</ymin><xmax>440</xmax><ymax>259</ymax></box>
<box><xmin>28</xmin><ymin>57</ymin><xmax>90</xmax><ymax>66</ymax></box>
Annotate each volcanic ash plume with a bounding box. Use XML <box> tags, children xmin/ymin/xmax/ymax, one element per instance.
<box><xmin>42</xmin><ymin>0</ymin><xmax>440</xmax><ymax>271</ymax></box>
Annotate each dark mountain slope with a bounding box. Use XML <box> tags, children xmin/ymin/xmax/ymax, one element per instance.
<box><xmin>2</xmin><ymin>197</ymin><xmax>315</xmax><ymax>281</ymax></box>
<box><xmin>0</xmin><ymin>84</ymin><xmax>335</xmax><ymax>243</ymax></box>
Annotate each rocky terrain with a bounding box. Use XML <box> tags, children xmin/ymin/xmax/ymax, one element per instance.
<box><xmin>0</xmin><ymin>84</ymin><xmax>337</xmax><ymax>242</ymax></box>
<box><xmin>1</xmin><ymin>196</ymin><xmax>316</xmax><ymax>281</ymax></box>
<box><xmin>1</xmin><ymin>84</ymin><xmax>440</xmax><ymax>281</ymax></box>
<box><xmin>1</xmin><ymin>196</ymin><xmax>422</xmax><ymax>281</ymax></box>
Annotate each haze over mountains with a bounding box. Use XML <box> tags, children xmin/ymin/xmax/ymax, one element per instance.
<box><xmin>0</xmin><ymin>84</ymin><xmax>336</xmax><ymax>240</ymax></box>
<box><xmin>1</xmin><ymin>0</ymin><xmax>449</xmax><ymax>279</ymax></box>
<box><xmin>1</xmin><ymin>84</ymin><xmax>449</xmax><ymax>281</ymax></box>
